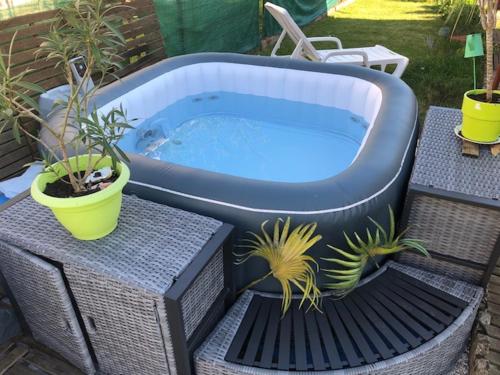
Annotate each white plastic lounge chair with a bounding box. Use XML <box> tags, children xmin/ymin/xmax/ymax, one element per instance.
<box><xmin>265</xmin><ymin>2</ymin><xmax>409</xmax><ymax>78</ymax></box>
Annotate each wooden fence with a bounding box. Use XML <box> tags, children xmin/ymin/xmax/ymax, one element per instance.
<box><xmin>0</xmin><ymin>0</ymin><xmax>166</xmax><ymax>181</ymax></box>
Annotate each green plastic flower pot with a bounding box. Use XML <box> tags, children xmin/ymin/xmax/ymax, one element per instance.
<box><xmin>461</xmin><ymin>89</ymin><xmax>500</xmax><ymax>142</ymax></box>
<box><xmin>31</xmin><ymin>155</ymin><xmax>130</xmax><ymax>240</ymax></box>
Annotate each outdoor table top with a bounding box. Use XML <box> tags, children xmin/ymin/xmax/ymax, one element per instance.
<box><xmin>411</xmin><ymin>106</ymin><xmax>499</xmax><ymax>204</ymax></box>
<box><xmin>0</xmin><ymin>194</ymin><xmax>222</xmax><ymax>295</ymax></box>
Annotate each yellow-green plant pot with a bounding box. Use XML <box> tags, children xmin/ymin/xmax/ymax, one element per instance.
<box><xmin>31</xmin><ymin>155</ymin><xmax>130</xmax><ymax>240</ymax></box>
<box><xmin>461</xmin><ymin>89</ymin><xmax>500</xmax><ymax>142</ymax></box>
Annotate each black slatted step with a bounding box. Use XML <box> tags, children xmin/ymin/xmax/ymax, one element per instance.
<box><xmin>224</xmin><ymin>268</ymin><xmax>468</xmax><ymax>371</ymax></box>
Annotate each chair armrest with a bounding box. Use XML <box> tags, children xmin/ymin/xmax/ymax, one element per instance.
<box><xmin>307</xmin><ymin>36</ymin><xmax>343</xmax><ymax>49</ymax></box>
<box><xmin>321</xmin><ymin>50</ymin><xmax>369</xmax><ymax>66</ymax></box>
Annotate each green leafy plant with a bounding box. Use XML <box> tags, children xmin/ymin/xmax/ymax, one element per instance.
<box><xmin>322</xmin><ymin>207</ymin><xmax>429</xmax><ymax>297</ymax></box>
<box><xmin>0</xmin><ymin>0</ymin><xmax>132</xmax><ymax>194</ymax></box>
<box><xmin>437</xmin><ymin>0</ymin><xmax>480</xmax><ymax>37</ymax></box>
<box><xmin>236</xmin><ymin>217</ymin><xmax>322</xmax><ymax>315</ymax></box>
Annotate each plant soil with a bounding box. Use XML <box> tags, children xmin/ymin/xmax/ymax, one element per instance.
<box><xmin>43</xmin><ymin>172</ymin><xmax>118</xmax><ymax>198</ymax></box>
<box><xmin>467</xmin><ymin>92</ymin><xmax>500</xmax><ymax>104</ymax></box>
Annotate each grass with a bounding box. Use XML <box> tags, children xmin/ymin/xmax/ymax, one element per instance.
<box><xmin>259</xmin><ymin>0</ymin><xmax>483</xmax><ymax>120</ymax></box>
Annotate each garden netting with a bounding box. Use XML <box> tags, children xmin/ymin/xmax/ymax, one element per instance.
<box><xmin>1</xmin><ymin>0</ymin><xmax>344</xmax><ymax>55</ymax></box>
<box><xmin>152</xmin><ymin>0</ymin><xmax>261</xmax><ymax>56</ymax></box>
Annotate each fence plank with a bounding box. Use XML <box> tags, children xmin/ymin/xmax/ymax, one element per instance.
<box><xmin>0</xmin><ymin>9</ymin><xmax>59</xmax><ymax>31</ymax></box>
<box><xmin>0</xmin><ymin>156</ymin><xmax>34</xmax><ymax>181</ymax></box>
<box><xmin>0</xmin><ymin>22</ymin><xmax>54</xmax><ymax>45</ymax></box>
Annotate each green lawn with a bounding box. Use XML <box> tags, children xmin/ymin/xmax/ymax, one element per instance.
<box><xmin>260</xmin><ymin>0</ymin><xmax>481</xmax><ymax>120</ymax></box>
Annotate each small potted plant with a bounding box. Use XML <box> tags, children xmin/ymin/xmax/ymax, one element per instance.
<box><xmin>461</xmin><ymin>0</ymin><xmax>500</xmax><ymax>142</ymax></box>
<box><xmin>0</xmin><ymin>0</ymin><xmax>133</xmax><ymax>240</ymax></box>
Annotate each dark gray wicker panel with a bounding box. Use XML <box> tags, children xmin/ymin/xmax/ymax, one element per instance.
<box><xmin>406</xmin><ymin>195</ymin><xmax>500</xmax><ymax>265</ymax></box>
<box><xmin>181</xmin><ymin>247</ymin><xmax>224</xmax><ymax>340</ymax></box>
<box><xmin>0</xmin><ymin>243</ymin><xmax>95</xmax><ymax>374</ymax></box>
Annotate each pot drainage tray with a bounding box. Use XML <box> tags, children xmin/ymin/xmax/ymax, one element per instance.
<box><xmin>454</xmin><ymin>125</ymin><xmax>500</xmax><ymax>145</ymax></box>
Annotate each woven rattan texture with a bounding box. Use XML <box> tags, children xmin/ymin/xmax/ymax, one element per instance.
<box><xmin>411</xmin><ymin>106</ymin><xmax>500</xmax><ymax>200</ymax></box>
<box><xmin>398</xmin><ymin>252</ymin><xmax>483</xmax><ymax>285</ymax></box>
<box><xmin>64</xmin><ymin>264</ymin><xmax>174</xmax><ymax>375</ymax></box>
<box><xmin>406</xmin><ymin>195</ymin><xmax>500</xmax><ymax>265</ymax></box>
<box><xmin>0</xmin><ymin>243</ymin><xmax>95</xmax><ymax>374</ymax></box>
<box><xmin>64</xmin><ymin>246</ymin><xmax>226</xmax><ymax>375</ymax></box>
<box><xmin>0</xmin><ymin>195</ymin><xmax>222</xmax><ymax>294</ymax></box>
<box><xmin>0</xmin><ymin>195</ymin><xmax>224</xmax><ymax>374</ymax></box>
<box><xmin>181</xmin><ymin>248</ymin><xmax>224</xmax><ymax>340</ymax></box>
<box><xmin>194</xmin><ymin>261</ymin><xmax>483</xmax><ymax>375</ymax></box>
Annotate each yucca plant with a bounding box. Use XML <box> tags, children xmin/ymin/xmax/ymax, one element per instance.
<box><xmin>323</xmin><ymin>207</ymin><xmax>429</xmax><ymax>297</ymax></box>
<box><xmin>236</xmin><ymin>217</ymin><xmax>322</xmax><ymax>315</ymax></box>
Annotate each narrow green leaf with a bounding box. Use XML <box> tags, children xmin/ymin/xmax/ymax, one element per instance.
<box><xmin>14</xmin><ymin>81</ymin><xmax>46</xmax><ymax>94</ymax></box>
<box><xmin>17</xmin><ymin>93</ymin><xmax>39</xmax><ymax>111</ymax></box>
<box><xmin>12</xmin><ymin>123</ymin><xmax>21</xmax><ymax>143</ymax></box>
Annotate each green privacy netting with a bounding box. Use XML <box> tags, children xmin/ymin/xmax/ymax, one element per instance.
<box><xmin>153</xmin><ymin>0</ymin><xmax>261</xmax><ymax>57</ymax></box>
<box><xmin>263</xmin><ymin>0</ymin><xmax>341</xmax><ymax>37</ymax></box>
<box><xmin>2</xmin><ymin>0</ymin><xmax>342</xmax><ymax>56</ymax></box>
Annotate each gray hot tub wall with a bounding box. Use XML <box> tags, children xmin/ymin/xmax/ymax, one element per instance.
<box><xmin>56</xmin><ymin>53</ymin><xmax>419</xmax><ymax>293</ymax></box>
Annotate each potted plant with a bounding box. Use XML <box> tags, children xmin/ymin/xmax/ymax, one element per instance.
<box><xmin>461</xmin><ymin>0</ymin><xmax>500</xmax><ymax>142</ymax></box>
<box><xmin>0</xmin><ymin>0</ymin><xmax>133</xmax><ymax>240</ymax></box>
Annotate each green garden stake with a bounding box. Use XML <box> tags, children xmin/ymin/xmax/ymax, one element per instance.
<box><xmin>464</xmin><ymin>33</ymin><xmax>484</xmax><ymax>90</ymax></box>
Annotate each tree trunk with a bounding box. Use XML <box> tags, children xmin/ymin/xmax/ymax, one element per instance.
<box><xmin>486</xmin><ymin>28</ymin><xmax>494</xmax><ymax>102</ymax></box>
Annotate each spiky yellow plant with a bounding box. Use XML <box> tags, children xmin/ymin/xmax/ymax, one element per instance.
<box><xmin>236</xmin><ymin>217</ymin><xmax>322</xmax><ymax>315</ymax></box>
<box><xmin>323</xmin><ymin>206</ymin><xmax>429</xmax><ymax>297</ymax></box>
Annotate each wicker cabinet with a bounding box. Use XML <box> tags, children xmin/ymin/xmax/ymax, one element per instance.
<box><xmin>0</xmin><ymin>195</ymin><xmax>234</xmax><ymax>375</ymax></box>
<box><xmin>399</xmin><ymin>107</ymin><xmax>500</xmax><ymax>286</ymax></box>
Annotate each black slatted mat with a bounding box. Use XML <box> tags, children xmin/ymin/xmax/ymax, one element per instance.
<box><xmin>225</xmin><ymin>268</ymin><xmax>468</xmax><ymax>371</ymax></box>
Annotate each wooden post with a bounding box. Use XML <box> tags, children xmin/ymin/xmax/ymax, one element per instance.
<box><xmin>462</xmin><ymin>140</ymin><xmax>480</xmax><ymax>158</ymax></box>
<box><xmin>491</xmin><ymin>144</ymin><xmax>500</xmax><ymax>157</ymax></box>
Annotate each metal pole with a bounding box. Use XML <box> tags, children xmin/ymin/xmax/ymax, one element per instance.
<box><xmin>473</xmin><ymin>57</ymin><xmax>477</xmax><ymax>90</ymax></box>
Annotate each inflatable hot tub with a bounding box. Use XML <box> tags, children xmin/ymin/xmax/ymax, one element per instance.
<box><xmin>91</xmin><ymin>53</ymin><xmax>418</xmax><ymax>292</ymax></box>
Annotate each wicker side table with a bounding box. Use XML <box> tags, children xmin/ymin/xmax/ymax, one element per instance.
<box><xmin>0</xmin><ymin>194</ymin><xmax>234</xmax><ymax>375</ymax></box>
<box><xmin>399</xmin><ymin>106</ymin><xmax>500</xmax><ymax>286</ymax></box>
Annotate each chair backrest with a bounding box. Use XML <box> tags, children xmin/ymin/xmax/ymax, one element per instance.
<box><xmin>264</xmin><ymin>2</ymin><xmax>321</xmax><ymax>61</ymax></box>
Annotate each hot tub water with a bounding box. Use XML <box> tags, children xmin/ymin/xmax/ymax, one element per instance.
<box><xmin>119</xmin><ymin>91</ymin><xmax>369</xmax><ymax>183</ymax></box>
